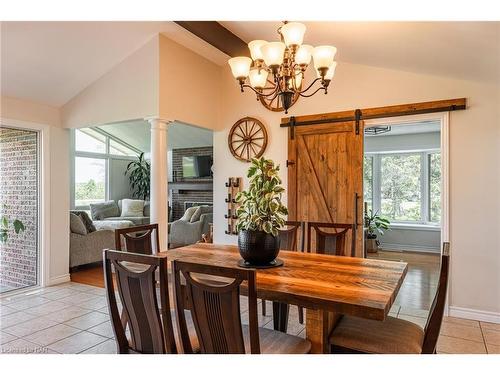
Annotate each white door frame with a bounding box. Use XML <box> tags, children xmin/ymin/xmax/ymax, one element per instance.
<box><xmin>0</xmin><ymin>117</ymin><xmax>51</xmax><ymax>291</ymax></box>
<box><xmin>364</xmin><ymin>111</ymin><xmax>450</xmax><ymax>314</ymax></box>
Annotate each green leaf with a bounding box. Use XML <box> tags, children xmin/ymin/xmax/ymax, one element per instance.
<box><xmin>13</xmin><ymin>220</ymin><xmax>25</xmax><ymax>234</ymax></box>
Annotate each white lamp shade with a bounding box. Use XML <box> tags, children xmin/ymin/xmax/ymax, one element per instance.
<box><xmin>295</xmin><ymin>44</ymin><xmax>313</xmax><ymax>66</ymax></box>
<box><xmin>261</xmin><ymin>42</ymin><xmax>286</xmax><ymax>67</ymax></box>
<box><xmin>248</xmin><ymin>40</ymin><xmax>267</xmax><ymax>61</ymax></box>
<box><xmin>313</xmin><ymin>46</ymin><xmax>337</xmax><ymax>70</ymax></box>
<box><xmin>281</xmin><ymin>22</ymin><xmax>306</xmax><ymax>47</ymax></box>
<box><xmin>316</xmin><ymin>62</ymin><xmax>337</xmax><ymax>79</ymax></box>
<box><xmin>325</xmin><ymin>62</ymin><xmax>337</xmax><ymax>80</ymax></box>
<box><xmin>228</xmin><ymin>56</ymin><xmax>252</xmax><ymax>79</ymax></box>
<box><xmin>249</xmin><ymin>69</ymin><xmax>269</xmax><ymax>89</ymax></box>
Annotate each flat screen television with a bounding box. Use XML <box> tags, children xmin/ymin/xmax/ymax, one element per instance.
<box><xmin>182</xmin><ymin>155</ymin><xmax>212</xmax><ymax>178</ymax></box>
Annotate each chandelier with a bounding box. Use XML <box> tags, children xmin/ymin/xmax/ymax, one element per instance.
<box><xmin>228</xmin><ymin>21</ymin><xmax>337</xmax><ymax>114</ymax></box>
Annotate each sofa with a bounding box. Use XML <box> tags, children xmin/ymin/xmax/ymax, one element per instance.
<box><xmin>69</xmin><ymin>211</ymin><xmax>117</xmax><ymax>268</ymax></box>
<box><xmin>168</xmin><ymin>205</ymin><xmax>213</xmax><ymax>248</ymax></box>
<box><xmin>90</xmin><ymin>199</ymin><xmax>150</xmax><ymax>226</ymax></box>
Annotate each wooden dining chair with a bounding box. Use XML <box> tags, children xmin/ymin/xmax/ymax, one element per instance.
<box><xmin>261</xmin><ymin>221</ymin><xmax>305</xmax><ymax>318</ymax></box>
<box><xmin>307</xmin><ymin>222</ymin><xmax>355</xmax><ymax>257</ymax></box>
<box><xmin>329</xmin><ymin>242</ymin><xmax>450</xmax><ymax>354</ymax></box>
<box><xmin>172</xmin><ymin>259</ymin><xmax>311</xmax><ymax>354</ymax></box>
<box><xmin>103</xmin><ymin>249</ymin><xmax>200</xmax><ymax>354</ymax></box>
<box><xmin>114</xmin><ymin>224</ymin><xmax>160</xmax><ymax>255</ymax></box>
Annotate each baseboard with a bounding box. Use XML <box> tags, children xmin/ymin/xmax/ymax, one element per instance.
<box><xmin>47</xmin><ymin>274</ymin><xmax>71</xmax><ymax>286</ymax></box>
<box><xmin>449</xmin><ymin>305</ymin><xmax>500</xmax><ymax>324</ymax></box>
<box><xmin>380</xmin><ymin>242</ymin><xmax>440</xmax><ymax>253</ymax></box>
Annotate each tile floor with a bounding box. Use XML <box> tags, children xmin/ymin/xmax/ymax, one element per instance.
<box><xmin>1</xmin><ymin>276</ymin><xmax>499</xmax><ymax>353</ymax></box>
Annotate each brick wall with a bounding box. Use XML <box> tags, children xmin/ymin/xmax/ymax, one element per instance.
<box><xmin>0</xmin><ymin>127</ymin><xmax>38</xmax><ymax>292</ymax></box>
<box><xmin>171</xmin><ymin>147</ymin><xmax>213</xmax><ymax>221</ymax></box>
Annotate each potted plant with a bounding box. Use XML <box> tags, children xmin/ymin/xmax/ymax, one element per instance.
<box><xmin>125</xmin><ymin>152</ymin><xmax>150</xmax><ymax>200</ymax></box>
<box><xmin>1</xmin><ymin>203</ymin><xmax>26</xmax><ymax>244</ymax></box>
<box><xmin>235</xmin><ymin>157</ymin><xmax>287</xmax><ymax>266</ymax></box>
<box><xmin>364</xmin><ymin>209</ymin><xmax>390</xmax><ymax>253</ymax></box>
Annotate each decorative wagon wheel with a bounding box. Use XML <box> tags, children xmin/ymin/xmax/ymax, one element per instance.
<box><xmin>228</xmin><ymin>117</ymin><xmax>268</xmax><ymax>162</ymax></box>
<box><xmin>258</xmin><ymin>78</ymin><xmax>300</xmax><ymax>112</ymax></box>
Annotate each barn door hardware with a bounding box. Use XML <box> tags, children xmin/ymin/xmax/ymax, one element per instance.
<box><xmin>355</xmin><ymin>109</ymin><xmax>362</xmax><ymax>135</ymax></box>
<box><xmin>286</xmin><ymin>160</ymin><xmax>295</xmax><ymax>167</ymax></box>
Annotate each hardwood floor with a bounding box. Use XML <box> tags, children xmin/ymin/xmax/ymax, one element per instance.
<box><xmin>70</xmin><ymin>264</ymin><xmax>107</xmax><ymax>288</ymax></box>
<box><xmin>368</xmin><ymin>250</ymin><xmax>440</xmax><ymax>311</ymax></box>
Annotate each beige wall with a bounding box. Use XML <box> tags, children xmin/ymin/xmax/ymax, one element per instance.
<box><xmin>61</xmin><ymin>36</ymin><xmax>160</xmax><ymax>128</ymax></box>
<box><xmin>158</xmin><ymin>35</ymin><xmax>221</xmax><ymax>129</ymax></box>
<box><xmin>213</xmin><ymin>62</ymin><xmax>500</xmax><ymax>317</ymax></box>
<box><xmin>1</xmin><ymin>95</ymin><xmax>70</xmax><ymax>285</ymax></box>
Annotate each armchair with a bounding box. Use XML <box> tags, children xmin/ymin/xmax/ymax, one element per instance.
<box><xmin>168</xmin><ymin>207</ymin><xmax>213</xmax><ymax>248</ymax></box>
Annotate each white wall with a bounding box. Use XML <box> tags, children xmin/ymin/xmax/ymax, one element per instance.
<box><xmin>108</xmin><ymin>158</ymin><xmax>134</xmax><ymax>202</ymax></box>
<box><xmin>213</xmin><ymin>61</ymin><xmax>500</xmax><ymax>319</ymax></box>
<box><xmin>1</xmin><ymin>95</ymin><xmax>70</xmax><ymax>286</ymax></box>
<box><xmin>61</xmin><ymin>36</ymin><xmax>160</xmax><ymax>128</ymax></box>
<box><xmin>158</xmin><ymin>35</ymin><xmax>221</xmax><ymax>130</ymax></box>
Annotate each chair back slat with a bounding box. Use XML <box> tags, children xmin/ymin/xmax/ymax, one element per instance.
<box><xmin>278</xmin><ymin>221</ymin><xmax>305</xmax><ymax>252</ymax></box>
<box><xmin>115</xmin><ymin>224</ymin><xmax>160</xmax><ymax>255</ymax></box>
<box><xmin>421</xmin><ymin>242</ymin><xmax>450</xmax><ymax>354</ymax></box>
<box><xmin>103</xmin><ymin>249</ymin><xmax>177</xmax><ymax>354</ymax></box>
<box><xmin>307</xmin><ymin>222</ymin><xmax>355</xmax><ymax>256</ymax></box>
<box><xmin>173</xmin><ymin>261</ymin><xmax>260</xmax><ymax>354</ymax></box>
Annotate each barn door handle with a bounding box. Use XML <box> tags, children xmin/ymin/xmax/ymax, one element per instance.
<box><xmin>354</xmin><ymin>192</ymin><xmax>361</xmax><ymax>228</ymax></box>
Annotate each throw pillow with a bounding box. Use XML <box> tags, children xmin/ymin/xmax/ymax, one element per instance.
<box><xmin>190</xmin><ymin>207</ymin><xmax>203</xmax><ymax>223</ymax></box>
<box><xmin>121</xmin><ymin>199</ymin><xmax>145</xmax><ymax>217</ymax></box>
<box><xmin>70</xmin><ymin>210</ymin><xmax>96</xmax><ymax>233</ymax></box>
<box><xmin>180</xmin><ymin>206</ymin><xmax>199</xmax><ymax>222</ymax></box>
<box><xmin>70</xmin><ymin>213</ymin><xmax>87</xmax><ymax>235</ymax></box>
<box><xmin>90</xmin><ymin>201</ymin><xmax>120</xmax><ymax>220</ymax></box>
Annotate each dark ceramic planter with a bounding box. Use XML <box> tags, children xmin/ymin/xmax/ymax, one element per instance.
<box><xmin>238</xmin><ymin>229</ymin><xmax>280</xmax><ymax>266</ymax></box>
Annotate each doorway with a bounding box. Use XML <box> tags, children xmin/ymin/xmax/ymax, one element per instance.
<box><xmin>364</xmin><ymin>113</ymin><xmax>448</xmax><ymax>313</ymax></box>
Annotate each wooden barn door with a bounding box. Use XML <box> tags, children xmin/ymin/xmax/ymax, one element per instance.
<box><xmin>287</xmin><ymin>119</ymin><xmax>364</xmax><ymax>257</ymax></box>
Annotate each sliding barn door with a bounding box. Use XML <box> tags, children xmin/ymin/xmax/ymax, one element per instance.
<box><xmin>287</xmin><ymin>120</ymin><xmax>364</xmax><ymax>257</ymax></box>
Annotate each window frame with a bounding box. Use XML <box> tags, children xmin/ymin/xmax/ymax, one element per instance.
<box><xmin>71</xmin><ymin>129</ymin><xmax>141</xmax><ymax>210</ymax></box>
<box><xmin>365</xmin><ymin>148</ymin><xmax>441</xmax><ymax>227</ymax></box>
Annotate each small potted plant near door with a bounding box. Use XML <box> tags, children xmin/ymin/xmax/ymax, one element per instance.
<box><xmin>364</xmin><ymin>209</ymin><xmax>390</xmax><ymax>253</ymax></box>
<box><xmin>235</xmin><ymin>157</ymin><xmax>287</xmax><ymax>267</ymax></box>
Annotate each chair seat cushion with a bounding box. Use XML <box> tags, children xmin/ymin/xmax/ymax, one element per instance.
<box><xmin>243</xmin><ymin>326</ymin><xmax>311</xmax><ymax>354</ymax></box>
<box><xmin>329</xmin><ymin>315</ymin><xmax>424</xmax><ymax>354</ymax></box>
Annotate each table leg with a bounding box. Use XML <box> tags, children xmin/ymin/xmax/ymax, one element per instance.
<box><xmin>272</xmin><ymin>301</ymin><xmax>289</xmax><ymax>333</ymax></box>
<box><xmin>305</xmin><ymin>308</ymin><xmax>340</xmax><ymax>354</ymax></box>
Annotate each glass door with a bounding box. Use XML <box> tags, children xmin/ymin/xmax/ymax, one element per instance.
<box><xmin>0</xmin><ymin>126</ymin><xmax>40</xmax><ymax>293</ymax></box>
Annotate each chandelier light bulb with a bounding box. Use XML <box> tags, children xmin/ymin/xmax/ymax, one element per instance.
<box><xmin>294</xmin><ymin>70</ymin><xmax>303</xmax><ymax>89</ymax></box>
<box><xmin>281</xmin><ymin>22</ymin><xmax>306</xmax><ymax>47</ymax></box>
<box><xmin>295</xmin><ymin>44</ymin><xmax>313</xmax><ymax>66</ymax></box>
<box><xmin>248</xmin><ymin>40</ymin><xmax>267</xmax><ymax>61</ymax></box>
<box><xmin>313</xmin><ymin>45</ymin><xmax>337</xmax><ymax>70</ymax></box>
<box><xmin>249</xmin><ymin>68</ymin><xmax>269</xmax><ymax>89</ymax></box>
<box><xmin>261</xmin><ymin>42</ymin><xmax>286</xmax><ymax>68</ymax></box>
<box><xmin>228</xmin><ymin>56</ymin><xmax>252</xmax><ymax>80</ymax></box>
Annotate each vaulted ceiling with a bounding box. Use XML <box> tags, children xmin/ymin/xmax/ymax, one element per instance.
<box><xmin>1</xmin><ymin>21</ymin><xmax>498</xmax><ymax>109</ymax></box>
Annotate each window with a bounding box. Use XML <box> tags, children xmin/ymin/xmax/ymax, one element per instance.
<box><xmin>72</xmin><ymin>128</ymin><xmax>140</xmax><ymax>209</ymax></box>
<box><xmin>365</xmin><ymin>151</ymin><xmax>441</xmax><ymax>225</ymax></box>
<box><xmin>381</xmin><ymin>154</ymin><xmax>421</xmax><ymax>221</ymax></box>
<box><xmin>74</xmin><ymin>157</ymin><xmax>106</xmax><ymax>207</ymax></box>
<box><xmin>75</xmin><ymin>129</ymin><xmax>106</xmax><ymax>153</ymax></box>
<box><xmin>429</xmin><ymin>153</ymin><xmax>441</xmax><ymax>223</ymax></box>
<box><xmin>363</xmin><ymin>156</ymin><xmax>373</xmax><ymax>213</ymax></box>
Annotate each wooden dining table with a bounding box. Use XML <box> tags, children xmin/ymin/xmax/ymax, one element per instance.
<box><xmin>162</xmin><ymin>243</ymin><xmax>408</xmax><ymax>354</ymax></box>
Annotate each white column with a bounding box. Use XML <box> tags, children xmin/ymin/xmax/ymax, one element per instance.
<box><xmin>146</xmin><ymin>117</ymin><xmax>171</xmax><ymax>251</ymax></box>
